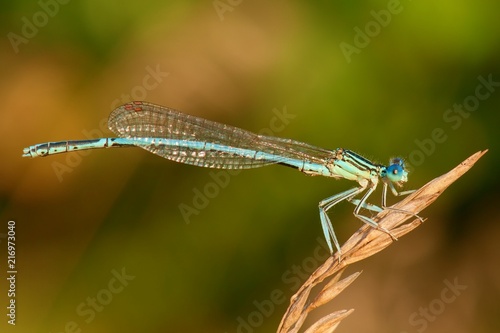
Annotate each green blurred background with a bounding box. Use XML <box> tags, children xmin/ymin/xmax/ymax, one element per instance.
<box><xmin>1</xmin><ymin>0</ymin><xmax>499</xmax><ymax>332</ymax></box>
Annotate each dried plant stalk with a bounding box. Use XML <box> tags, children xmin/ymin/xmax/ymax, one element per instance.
<box><xmin>277</xmin><ymin>150</ymin><xmax>488</xmax><ymax>333</ymax></box>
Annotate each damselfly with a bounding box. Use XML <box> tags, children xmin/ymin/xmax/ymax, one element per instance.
<box><xmin>23</xmin><ymin>101</ymin><xmax>421</xmax><ymax>256</ymax></box>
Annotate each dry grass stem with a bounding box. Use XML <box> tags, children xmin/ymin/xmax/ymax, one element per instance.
<box><xmin>277</xmin><ymin>150</ymin><xmax>488</xmax><ymax>333</ymax></box>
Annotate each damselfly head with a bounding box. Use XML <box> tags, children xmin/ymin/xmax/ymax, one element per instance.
<box><xmin>383</xmin><ymin>157</ymin><xmax>408</xmax><ymax>185</ymax></box>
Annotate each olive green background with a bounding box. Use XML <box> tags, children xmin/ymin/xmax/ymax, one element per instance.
<box><xmin>1</xmin><ymin>1</ymin><xmax>499</xmax><ymax>332</ymax></box>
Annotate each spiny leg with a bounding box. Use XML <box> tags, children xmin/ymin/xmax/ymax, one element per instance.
<box><xmin>351</xmin><ymin>183</ymin><xmax>397</xmax><ymax>241</ymax></box>
<box><xmin>381</xmin><ymin>182</ymin><xmax>424</xmax><ymax>222</ymax></box>
<box><xmin>348</xmin><ymin>198</ymin><xmax>383</xmax><ymax>213</ymax></box>
<box><xmin>318</xmin><ymin>186</ymin><xmax>367</xmax><ymax>258</ymax></box>
<box><xmin>347</xmin><ymin>185</ymin><xmax>416</xmax><ymax>213</ymax></box>
<box><xmin>348</xmin><ymin>183</ymin><xmax>424</xmax><ymax>222</ymax></box>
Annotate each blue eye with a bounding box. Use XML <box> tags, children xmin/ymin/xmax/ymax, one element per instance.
<box><xmin>385</xmin><ymin>158</ymin><xmax>408</xmax><ymax>183</ymax></box>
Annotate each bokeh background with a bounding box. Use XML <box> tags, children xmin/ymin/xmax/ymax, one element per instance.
<box><xmin>1</xmin><ymin>1</ymin><xmax>499</xmax><ymax>332</ymax></box>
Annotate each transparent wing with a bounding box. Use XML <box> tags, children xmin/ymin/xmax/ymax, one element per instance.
<box><xmin>108</xmin><ymin>101</ymin><xmax>335</xmax><ymax>169</ymax></box>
